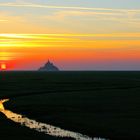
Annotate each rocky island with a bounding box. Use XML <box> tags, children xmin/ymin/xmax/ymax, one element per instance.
<box><xmin>38</xmin><ymin>60</ymin><xmax>59</xmax><ymax>71</ymax></box>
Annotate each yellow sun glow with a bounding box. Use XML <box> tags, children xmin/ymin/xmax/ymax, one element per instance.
<box><xmin>1</xmin><ymin>64</ymin><xmax>6</xmax><ymax>70</ymax></box>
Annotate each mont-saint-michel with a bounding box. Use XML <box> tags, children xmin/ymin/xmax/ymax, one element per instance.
<box><xmin>38</xmin><ymin>60</ymin><xmax>59</xmax><ymax>71</ymax></box>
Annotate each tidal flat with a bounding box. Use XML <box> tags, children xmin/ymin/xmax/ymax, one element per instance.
<box><xmin>0</xmin><ymin>71</ymin><xmax>140</xmax><ymax>140</ymax></box>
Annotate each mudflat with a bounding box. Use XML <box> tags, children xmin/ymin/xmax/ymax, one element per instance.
<box><xmin>0</xmin><ymin>71</ymin><xmax>140</xmax><ymax>140</ymax></box>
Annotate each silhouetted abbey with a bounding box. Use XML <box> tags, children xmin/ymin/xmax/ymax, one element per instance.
<box><xmin>38</xmin><ymin>60</ymin><xmax>59</xmax><ymax>71</ymax></box>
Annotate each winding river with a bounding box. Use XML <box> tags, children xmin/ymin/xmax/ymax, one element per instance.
<box><xmin>0</xmin><ymin>99</ymin><xmax>108</xmax><ymax>140</ymax></box>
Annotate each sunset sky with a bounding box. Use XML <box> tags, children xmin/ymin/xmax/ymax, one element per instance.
<box><xmin>0</xmin><ymin>0</ymin><xmax>140</xmax><ymax>70</ymax></box>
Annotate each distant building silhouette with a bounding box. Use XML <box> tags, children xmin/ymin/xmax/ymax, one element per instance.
<box><xmin>38</xmin><ymin>60</ymin><xmax>59</xmax><ymax>71</ymax></box>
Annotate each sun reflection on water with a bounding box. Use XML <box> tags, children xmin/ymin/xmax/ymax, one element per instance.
<box><xmin>0</xmin><ymin>99</ymin><xmax>108</xmax><ymax>140</ymax></box>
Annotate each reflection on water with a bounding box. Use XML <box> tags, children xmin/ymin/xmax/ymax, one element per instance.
<box><xmin>0</xmin><ymin>99</ymin><xmax>9</xmax><ymax>110</ymax></box>
<box><xmin>0</xmin><ymin>100</ymin><xmax>108</xmax><ymax>140</ymax></box>
<box><xmin>1</xmin><ymin>110</ymin><xmax>107</xmax><ymax>140</ymax></box>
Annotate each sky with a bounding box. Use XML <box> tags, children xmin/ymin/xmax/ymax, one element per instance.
<box><xmin>0</xmin><ymin>0</ymin><xmax>140</xmax><ymax>70</ymax></box>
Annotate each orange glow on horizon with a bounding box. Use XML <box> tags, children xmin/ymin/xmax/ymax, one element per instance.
<box><xmin>0</xmin><ymin>33</ymin><xmax>140</xmax><ymax>70</ymax></box>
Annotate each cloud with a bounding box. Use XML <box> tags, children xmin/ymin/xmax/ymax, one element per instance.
<box><xmin>0</xmin><ymin>20</ymin><xmax>8</xmax><ymax>22</ymax></box>
<box><xmin>0</xmin><ymin>2</ymin><xmax>140</xmax><ymax>13</ymax></box>
<box><xmin>0</xmin><ymin>11</ymin><xmax>26</xmax><ymax>24</ymax></box>
<box><xmin>1</xmin><ymin>33</ymin><xmax>140</xmax><ymax>41</ymax></box>
<box><xmin>0</xmin><ymin>11</ymin><xmax>64</xmax><ymax>33</ymax></box>
<box><xmin>0</xmin><ymin>2</ymin><xmax>139</xmax><ymax>34</ymax></box>
<box><xmin>40</xmin><ymin>10</ymin><xmax>140</xmax><ymax>28</ymax></box>
<box><xmin>42</xmin><ymin>10</ymin><xmax>123</xmax><ymax>20</ymax></box>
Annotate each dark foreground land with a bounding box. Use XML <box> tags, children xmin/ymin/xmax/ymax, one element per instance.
<box><xmin>0</xmin><ymin>71</ymin><xmax>140</xmax><ymax>140</ymax></box>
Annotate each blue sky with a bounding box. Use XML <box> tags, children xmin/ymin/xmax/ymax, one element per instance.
<box><xmin>0</xmin><ymin>0</ymin><xmax>140</xmax><ymax>8</ymax></box>
<box><xmin>0</xmin><ymin>0</ymin><xmax>140</xmax><ymax>35</ymax></box>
